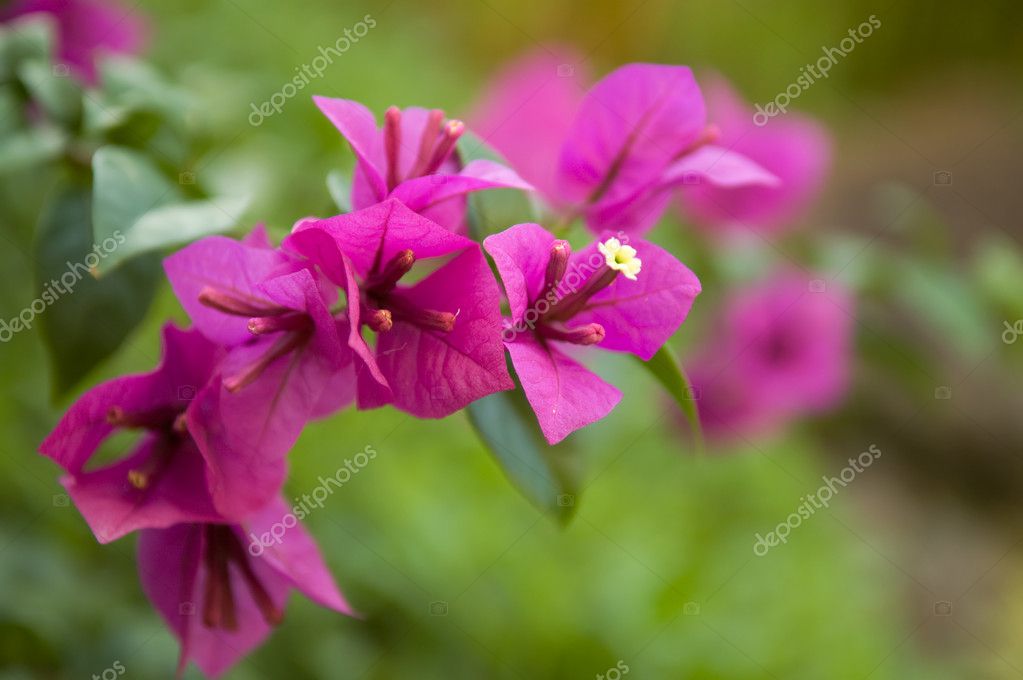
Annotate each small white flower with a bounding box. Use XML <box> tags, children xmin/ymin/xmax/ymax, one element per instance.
<box><xmin>598</xmin><ymin>237</ymin><xmax>641</xmax><ymax>281</ymax></box>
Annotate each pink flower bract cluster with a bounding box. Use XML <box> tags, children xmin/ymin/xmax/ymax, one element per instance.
<box><xmin>38</xmin><ymin>44</ymin><xmax>840</xmax><ymax>678</ymax></box>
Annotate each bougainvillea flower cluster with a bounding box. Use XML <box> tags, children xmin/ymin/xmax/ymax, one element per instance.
<box><xmin>38</xmin><ymin>41</ymin><xmax>840</xmax><ymax>677</ymax></box>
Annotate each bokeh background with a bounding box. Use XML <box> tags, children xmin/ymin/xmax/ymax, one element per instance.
<box><xmin>2</xmin><ymin>0</ymin><xmax>1023</xmax><ymax>678</ymax></box>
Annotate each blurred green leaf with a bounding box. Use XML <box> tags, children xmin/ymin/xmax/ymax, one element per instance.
<box><xmin>0</xmin><ymin>125</ymin><xmax>65</xmax><ymax>174</ymax></box>
<box><xmin>0</xmin><ymin>85</ymin><xmax>24</xmax><ymax>134</ymax></box>
<box><xmin>895</xmin><ymin>260</ymin><xmax>992</xmax><ymax>360</ymax></box>
<box><xmin>97</xmin><ymin>55</ymin><xmax>189</xmax><ymax>123</ymax></box>
<box><xmin>90</xmin><ymin>57</ymin><xmax>192</xmax><ymax>163</ymax></box>
<box><xmin>635</xmin><ymin>345</ymin><xmax>704</xmax><ymax>454</ymax></box>
<box><xmin>0</xmin><ymin>619</ymin><xmax>59</xmax><ymax>676</ymax></box>
<box><xmin>326</xmin><ymin>169</ymin><xmax>352</xmax><ymax>213</ymax></box>
<box><xmin>974</xmin><ymin>234</ymin><xmax>1023</xmax><ymax>322</ymax></box>
<box><xmin>91</xmin><ymin>145</ymin><xmax>248</xmax><ymax>273</ymax></box>
<box><xmin>16</xmin><ymin>59</ymin><xmax>83</xmax><ymax>127</ymax></box>
<box><xmin>34</xmin><ymin>183</ymin><xmax>161</xmax><ymax>396</ymax></box>
<box><xmin>466</xmin><ymin>382</ymin><xmax>579</xmax><ymax>523</ymax></box>
<box><xmin>0</xmin><ymin>15</ymin><xmax>53</xmax><ymax>81</ymax></box>
<box><xmin>81</xmin><ymin>93</ymin><xmax>134</xmax><ymax>136</ymax></box>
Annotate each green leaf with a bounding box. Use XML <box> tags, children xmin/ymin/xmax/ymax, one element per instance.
<box><xmin>635</xmin><ymin>345</ymin><xmax>704</xmax><ymax>454</ymax></box>
<box><xmin>34</xmin><ymin>183</ymin><xmax>161</xmax><ymax>397</ymax></box>
<box><xmin>0</xmin><ymin>125</ymin><xmax>65</xmax><ymax>174</ymax></box>
<box><xmin>97</xmin><ymin>55</ymin><xmax>189</xmax><ymax>123</ymax></box>
<box><xmin>0</xmin><ymin>15</ymin><xmax>54</xmax><ymax>81</ymax></box>
<box><xmin>466</xmin><ymin>383</ymin><xmax>580</xmax><ymax>523</ymax></box>
<box><xmin>974</xmin><ymin>234</ymin><xmax>1023</xmax><ymax>322</ymax></box>
<box><xmin>0</xmin><ymin>85</ymin><xmax>25</xmax><ymax>134</ymax></box>
<box><xmin>894</xmin><ymin>260</ymin><xmax>991</xmax><ymax>360</ymax></box>
<box><xmin>105</xmin><ymin>195</ymin><xmax>250</xmax><ymax>271</ymax></box>
<box><xmin>458</xmin><ymin>130</ymin><xmax>537</xmax><ymax>240</ymax></box>
<box><xmin>326</xmin><ymin>170</ymin><xmax>352</xmax><ymax>213</ymax></box>
<box><xmin>91</xmin><ymin>145</ymin><xmax>248</xmax><ymax>273</ymax></box>
<box><xmin>17</xmin><ymin>59</ymin><xmax>83</xmax><ymax>127</ymax></box>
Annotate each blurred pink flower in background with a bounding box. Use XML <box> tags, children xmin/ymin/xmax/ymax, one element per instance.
<box><xmin>471</xmin><ymin>49</ymin><xmax>778</xmax><ymax>236</ymax></box>
<box><xmin>677</xmin><ymin>75</ymin><xmax>831</xmax><ymax>235</ymax></box>
<box><xmin>688</xmin><ymin>271</ymin><xmax>853</xmax><ymax>441</ymax></box>
<box><xmin>1</xmin><ymin>0</ymin><xmax>147</xmax><ymax>83</ymax></box>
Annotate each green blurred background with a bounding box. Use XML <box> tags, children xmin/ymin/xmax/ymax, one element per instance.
<box><xmin>3</xmin><ymin>0</ymin><xmax>1023</xmax><ymax>677</ymax></box>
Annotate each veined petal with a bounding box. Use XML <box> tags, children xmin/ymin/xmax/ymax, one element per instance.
<box><xmin>584</xmin><ymin>144</ymin><xmax>779</xmax><ymax>236</ymax></box>
<box><xmin>39</xmin><ymin>324</ymin><xmax>220</xmax><ymax>474</ymax></box>
<box><xmin>62</xmin><ymin>437</ymin><xmax>222</xmax><ymax>543</ymax></box>
<box><xmin>292</xmin><ymin>199</ymin><xmax>468</xmax><ymax>279</ymax></box>
<box><xmin>558</xmin><ymin>64</ymin><xmax>706</xmax><ymax>208</ymax></box>
<box><xmin>188</xmin><ymin>340</ymin><xmax>333</xmax><ymax>520</ymax></box>
<box><xmin>313</xmin><ymin>96</ymin><xmax>387</xmax><ymax>203</ymax></box>
<box><xmin>282</xmin><ymin>226</ymin><xmax>391</xmax><ymax>389</ymax></box>
<box><xmin>243</xmin><ymin>497</ymin><xmax>354</xmax><ymax>615</ymax></box>
<box><xmin>482</xmin><ymin>223</ymin><xmax>557</xmax><ymax>323</ymax></box>
<box><xmin>257</xmin><ymin>268</ymin><xmax>345</xmax><ymax>370</ymax></box>
<box><xmin>661</xmin><ymin>144</ymin><xmax>780</xmax><ymax>189</ymax></box>
<box><xmin>390</xmin><ymin>159</ymin><xmax>533</xmax><ymax>214</ymax></box>
<box><xmin>507</xmin><ymin>335</ymin><xmax>621</xmax><ymax>445</ymax></box>
<box><xmin>570</xmin><ymin>238</ymin><xmax>701</xmax><ymax>360</ymax></box>
<box><xmin>374</xmin><ymin>247</ymin><xmax>513</xmax><ymax>417</ymax></box>
<box><xmin>139</xmin><ymin>523</ymin><xmax>286</xmax><ymax>678</ymax></box>
<box><xmin>163</xmin><ymin>236</ymin><xmax>294</xmax><ymax>346</ymax></box>
<box><xmin>137</xmin><ymin>525</ymin><xmax>204</xmax><ymax>676</ymax></box>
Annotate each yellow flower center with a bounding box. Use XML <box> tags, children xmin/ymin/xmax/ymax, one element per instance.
<box><xmin>598</xmin><ymin>237</ymin><xmax>641</xmax><ymax>281</ymax></box>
